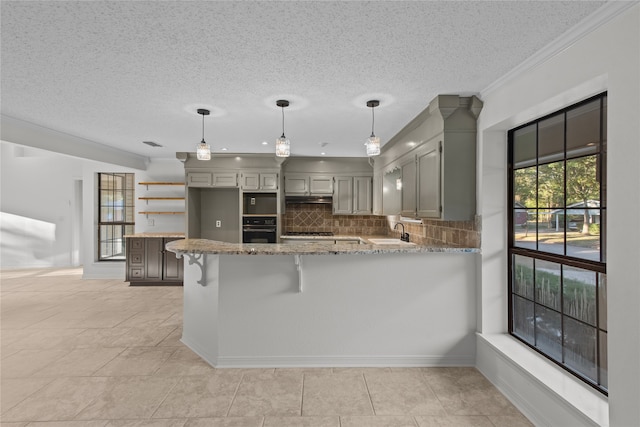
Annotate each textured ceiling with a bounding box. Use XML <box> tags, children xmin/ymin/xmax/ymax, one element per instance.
<box><xmin>1</xmin><ymin>1</ymin><xmax>607</xmax><ymax>159</ymax></box>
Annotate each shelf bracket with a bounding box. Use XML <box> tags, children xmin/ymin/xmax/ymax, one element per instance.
<box><xmin>294</xmin><ymin>254</ymin><xmax>303</xmax><ymax>293</ymax></box>
<box><xmin>176</xmin><ymin>253</ymin><xmax>207</xmax><ymax>286</ymax></box>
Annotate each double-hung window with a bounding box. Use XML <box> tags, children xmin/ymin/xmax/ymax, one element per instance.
<box><xmin>508</xmin><ymin>93</ymin><xmax>607</xmax><ymax>393</ymax></box>
<box><xmin>98</xmin><ymin>173</ymin><xmax>135</xmax><ymax>261</ymax></box>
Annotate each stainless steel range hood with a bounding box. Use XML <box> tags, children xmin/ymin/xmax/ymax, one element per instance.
<box><xmin>284</xmin><ymin>195</ymin><xmax>333</xmax><ymax>204</ymax></box>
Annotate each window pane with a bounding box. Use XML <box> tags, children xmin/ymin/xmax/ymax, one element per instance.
<box><xmin>563</xmin><ymin>266</ymin><xmax>597</xmax><ymax>326</ymax></box>
<box><xmin>599</xmin><ymin>273</ymin><xmax>607</xmax><ymax>331</ymax></box>
<box><xmin>535</xmin><ymin>305</ymin><xmax>562</xmax><ymax>361</ymax></box>
<box><xmin>513</xmin><ymin>209</ymin><xmax>534</xmax><ymax>248</ymax></box>
<box><xmin>537</xmin><ymin>211</ymin><xmax>565</xmax><ymax>256</ymax></box>
<box><xmin>513</xmin><ymin>124</ymin><xmax>536</xmax><ymax>168</ymax></box>
<box><xmin>513</xmin><ymin>295</ymin><xmax>535</xmax><ymax>345</ymax></box>
<box><xmin>566</xmin><ymin>156</ymin><xmax>599</xmax><ymax>206</ymax></box>
<box><xmin>538</xmin><ymin>162</ymin><xmax>564</xmax><ymax>209</ymax></box>
<box><xmin>538</xmin><ymin>113</ymin><xmax>564</xmax><ymax>164</ymax></box>
<box><xmin>599</xmin><ymin>331</ymin><xmax>608</xmax><ymax>389</ymax></box>
<box><xmin>564</xmin><ymin>316</ymin><xmax>597</xmax><ymax>382</ymax></box>
<box><xmin>535</xmin><ymin>259</ymin><xmax>561</xmax><ymax>311</ymax></box>
<box><xmin>513</xmin><ymin>255</ymin><xmax>534</xmax><ymax>299</ymax></box>
<box><xmin>514</xmin><ymin>167</ymin><xmax>536</xmax><ymax>207</ymax></box>
<box><xmin>567</xmin><ymin>99</ymin><xmax>600</xmax><ymax>159</ymax></box>
<box><xmin>566</xmin><ymin>209</ymin><xmax>601</xmax><ymax>262</ymax></box>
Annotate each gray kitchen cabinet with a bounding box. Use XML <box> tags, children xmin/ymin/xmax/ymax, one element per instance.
<box><xmin>126</xmin><ymin>237</ymin><xmax>183</xmax><ymax>285</ymax></box>
<box><xmin>381</xmin><ymin>95</ymin><xmax>481</xmax><ymax>221</ymax></box>
<box><xmin>400</xmin><ymin>157</ymin><xmax>417</xmax><ymax>217</ymax></box>
<box><xmin>187</xmin><ymin>172</ymin><xmax>212</xmax><ymax>187</ymax></box>
<box><xmin>309</xmin><ymin>176</ymin><xmax>333</xmax><ymax>195</ymax></box>
<box><xmin>284</xmin><ymin>174</ymin><xmax>333</xmax><ymax>195</ymax></box>
<box><xmin>333</xmin><ymin>176</ymin><xmax>372</xmax><ymax>215</ymax></box>
<box><xmin>241</xmin><ymin>172</ymin><xmax>278</xmax><ymax>191</ymax></box>
<box><xmin>187</xmin><ymin>172</ymin><xmax>237</xmax><ymax>187</ymax></box>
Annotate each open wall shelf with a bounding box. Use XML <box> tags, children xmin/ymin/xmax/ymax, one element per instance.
<box><xmin>138</xmin><ymin>182</ymin><xmax>185</xmax><ymax>215</ymax></box>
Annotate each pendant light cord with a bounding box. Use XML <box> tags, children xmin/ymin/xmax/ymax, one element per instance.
<box><xmin>281</xmin><ymin>105</ymin><xmax>286</xmax><ymax>138</ymax></box>
<box><xmin>201</xmin><ymin>113</ymin><xmax>205</xmax><ymax>143</ymax></box>
<box><xmin>371</xmin><ymin>105</ymin><xmax>376</xmax><ymax>138</ymax></box>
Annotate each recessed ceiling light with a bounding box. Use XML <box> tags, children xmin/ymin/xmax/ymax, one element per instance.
<box><xmin>221</xmin><ymin>147</ymin><xmax>228</xmax><ymax>151</ymax></box>
<box><xmin>142</xmin><ymin>141</ymin><xmax>162</xmax><ymax>148</ymax></box>
<box><xmin>320</xmin><ymin>152</ymin><xmax>326</xmax><ymax>156</ymax></box>
<box><xmin>261</xmin><ymin>141</ymin><xmax>268</xmax><ymax>146</ymax></box>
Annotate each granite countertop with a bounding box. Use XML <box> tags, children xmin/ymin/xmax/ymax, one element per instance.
<box><xmin>124</xmin><ymin>232</ymin><xmax>185</xmax><ymax>238</ymax></box>
<box><xmin>165</xmin><ymin>237</ymin><xmax>478</xmax><ymax>256</ymax></box>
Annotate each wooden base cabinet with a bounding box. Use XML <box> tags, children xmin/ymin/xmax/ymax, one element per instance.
<box><xmin>126</xmin><ymin>237</ymin><xmax>183</xmax><ymax>285</ymax></box>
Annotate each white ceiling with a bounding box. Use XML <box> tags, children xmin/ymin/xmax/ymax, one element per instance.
<box><xmin>1</xmin><ymin>1</ymin><xmax>608</xmax><ymax>159</ymax></box>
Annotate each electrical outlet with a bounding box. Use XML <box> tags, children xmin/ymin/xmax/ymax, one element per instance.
<box><xmin>147</xmin><ymin>218</ymin><xmax>155</xmax><ymax>226</ymax></box>
<box><xmin>216</xmin><ymin>220</ymin><xmax>221</xmax><ymax>228</ymax></box>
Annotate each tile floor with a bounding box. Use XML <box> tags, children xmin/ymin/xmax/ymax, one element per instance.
<box><xmin>0</xmin><ymin>268</ymin><xmax>533</xmax><ymax>427</ymax></box>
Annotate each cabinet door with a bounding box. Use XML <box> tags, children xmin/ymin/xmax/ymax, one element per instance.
<box><xmin>333</xmin><ymin>177</ymin><xmax>353</xmax><ymax>215</ymax></box>
<box><xmin>284</xmin><ymin>176</ymin><xmax>309</xmax><ymax>195</ymax></box>
<box><xmin>310</xmin><ymin>176</ymin><xmax>333</xmax><ymax>195</ymax></box>
<box><xmin>353</xmin><ymin>177</ymin><xmax>372</xmax><ymax>214</ymax></box>
<box><xmin>241</xmin><ymin>173</ymin><xmax>260</xmax><ymax>190</ymax></box>
<box><xmin>212</xmin><ymin>172</ymin><xmax>237</xmax><ymax>187</ymax></box>
<box><xmin>417</xmin><ymin>142</ymin><xmax>441</xmax><ymax>218</ymax></box>
<box><xmin>187</xmin><ymin>172</ymin><xmax>212</xmax><ymax>187</ymax></box>
<box><xmin>401</xmin><ymin>157</ymin><xmax>417</xmax><ymax>217</ymax></box>
<box><xmin>144</xmin><ymin>238</ymin><xmax>164</xmax><ymax>280</ymax></box>
<box><xmin>162</xmin><ymin>238</ymin><xmax>184</xmax><ymax>282</ymax></box>
<box><xmin>260</xmin><ymin>173</ymin><xmax>278</xmax><ymax>190</ymax></box>
<box><xmin>372</xmin><ymin>171</ymin><xmax>383</xmax><ymax>215</ymax></box>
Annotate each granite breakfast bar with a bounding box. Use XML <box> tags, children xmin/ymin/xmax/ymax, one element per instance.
<box><xmin>166</xmin><ymin>238</ymin><xmax>479</xmax><ymax>368</ymax></box>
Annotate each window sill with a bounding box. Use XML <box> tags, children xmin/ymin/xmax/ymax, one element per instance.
<box><xmin>477</xmin><ymin>333</ymin><xmax>608</xmax><ymax>426</ymax></box>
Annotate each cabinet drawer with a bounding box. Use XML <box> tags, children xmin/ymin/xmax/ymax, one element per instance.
<box><xmin>130</xmin><ymin>238</ymin><xmax>144</xmax><ymax>250</ymax></box>
<box><xmin>129</xmin><ymin>268</ymin><xmax>144</xmax><ymax>279</ymax></box>
<box><xmin>129</xmin><ymin>252</ymin><xmax>143</xmax><ymax>265</ymax></box>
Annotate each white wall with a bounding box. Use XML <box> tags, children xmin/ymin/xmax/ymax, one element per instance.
<box><xmin>477</xmin><ymin>4</ymin><xmax>640</xmax><ymax>426</ymax></box>
<box><xmin>1</xmin><ymin>142</ymin><xmax>83</xmax><ymax>268</ymax></box>
<box><xmin>0</xmin><ymin>140</ymin><xmax>185</xmax><ymax>277</ymax></box>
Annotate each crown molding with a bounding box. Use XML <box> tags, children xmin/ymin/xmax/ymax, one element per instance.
<box><xmin>481</xmin><ymin>1</ymin><xmax>638</xmax><ymax>98</ymax></box>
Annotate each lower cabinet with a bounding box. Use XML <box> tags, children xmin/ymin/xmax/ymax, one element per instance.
<box><xmin>126</xmin><ymin>237</ymin><xmax>183</xmax><ymax>285</ymax></box>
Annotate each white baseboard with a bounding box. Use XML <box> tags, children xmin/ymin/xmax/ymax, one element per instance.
<box><xmin>180</xmin><ymin>336</ymin><xmax>218</xmax><ymax>367</ymax></box>
<box><xmin>476</xmin><ymin>333</ymin><xmax>608</xmax><ymax>427</ymax></box>
<box><xmin>213</xmin><ymin>355</ymin><xmax>475</xmax><ymax>368</ymax></box>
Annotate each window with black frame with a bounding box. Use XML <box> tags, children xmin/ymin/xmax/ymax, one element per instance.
<box><xmin>98</xmin><ymin>173</ymin><xmax>135</xmax><ymax>261</ymax></box>
<box><xmin>508</xmin><ymin>93</ymin><xmax>607</xmax><ymax>393</ymax></box>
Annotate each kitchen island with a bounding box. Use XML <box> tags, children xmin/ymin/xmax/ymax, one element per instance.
<box><xmin>166</xmin><ymin>238</ymin><xmax>479</xmax><ymax>368</ymax></box>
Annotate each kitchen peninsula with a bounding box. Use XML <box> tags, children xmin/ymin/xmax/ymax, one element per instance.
<box><xmin>166</xmin><ymin>238</ymin><xmax>479</xmax><ymax>368</ymax></box>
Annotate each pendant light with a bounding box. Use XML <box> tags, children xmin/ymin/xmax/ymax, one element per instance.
<box><xmin>365</xmin><ymin>100</ymin><xmax>381</xmax><ymax>157</ymax></box>
<box><xmin>275</xmin><ymin>99</ymin><xmax>290</xmax><ymax>157</ymax></box>
<box><xmin>196</xmin><ymin>108</ymin><xmax>211</xmax><ymax>160</ymax></box>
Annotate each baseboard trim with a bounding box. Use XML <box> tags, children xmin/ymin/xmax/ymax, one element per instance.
<box><xmin>180</xmin><ymin>336</ymin><xmax>218</xmax><ymax>367</ymax></box>
<box><xmin>214</xmin><ymin>355</ymin><xmax>475</xmax><ymax>368</ymax></box>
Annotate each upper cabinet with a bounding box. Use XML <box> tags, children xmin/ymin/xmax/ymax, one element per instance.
<box><xmin>241</xmin><ymin>172</ymin><xmax>278</xmax><ymax>191</ymax></box>
<box><xmin>334</xmin><ymin>176</ymin><xmax>372</xmax><ymax>215</ymax></box>
<box><xmin>377</xmin><ymin>95</ymin><xmax>482</xmax><ymax>221</ymax></box>
<box><xmin>187</xmin><ymin>171</ymin><xmax>238</xmax><ymax>188</ymax></box>
<box><xmin>284</xmin><ymin>174</ymin><xmax>333</xmax><ymax>195</ymax></box>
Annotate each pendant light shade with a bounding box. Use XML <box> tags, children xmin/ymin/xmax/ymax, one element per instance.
<box><xmin>275</xmin><ymin>100</ymin><xmax>290</xmax><ymax>158</ymax></box>
<box><xmin>365</xmin><ymin>100</ymin><xmax>381</xmax><ymax>157</ymax></box>
<box><xmin>196</xmin><ymin>108</ymin><xmax>211</xmax><ymax>160</ymax></box>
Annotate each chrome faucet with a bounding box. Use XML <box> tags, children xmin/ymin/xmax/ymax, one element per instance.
<box><xmin>394</xmin><ymin>223</ymin><xmax>410</xmax><ymax>242</ymax></box>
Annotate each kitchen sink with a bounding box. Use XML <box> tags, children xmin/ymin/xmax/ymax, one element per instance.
<box><xmin>368</xmin><ymin>238</ymin><xmax>416</xmax><ymax>245</ymax></box>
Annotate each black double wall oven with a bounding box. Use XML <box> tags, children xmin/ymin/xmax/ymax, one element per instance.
<box><xmin>242</xmin><ymin>192</ymin><xmax>277</xmax><ymax>243</ymax></box>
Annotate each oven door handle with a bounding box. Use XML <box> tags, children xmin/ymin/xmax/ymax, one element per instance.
<box><xmin>243</xmin><ymin>228</ymin><xmax>277</xmax><ymax>233</ymax></box>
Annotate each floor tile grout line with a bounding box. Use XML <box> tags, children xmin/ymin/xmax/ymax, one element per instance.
<box><xmin>148</xmin><ymin>373</ymin><xmax>183</xmax><ymax>419</ymax></box>
<box><xmin>361</xmin><ymin>372</ymin><xmax>377</xmax><ymax>416</ymax></box>
<box><xmin>225</xmin><ymin>372</ymin><xmax>245</xmax><ymax>417</ymax></box>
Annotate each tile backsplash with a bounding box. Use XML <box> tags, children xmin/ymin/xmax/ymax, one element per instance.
<box><xmin>283</xmin><ymin>204</ymin><xmax>480</xmax><ymax>248</ymax></box>
<box><xmin>283</xmin><ymin>204</ymin><xmax>388</xmax><ymax>236</ymax></box>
